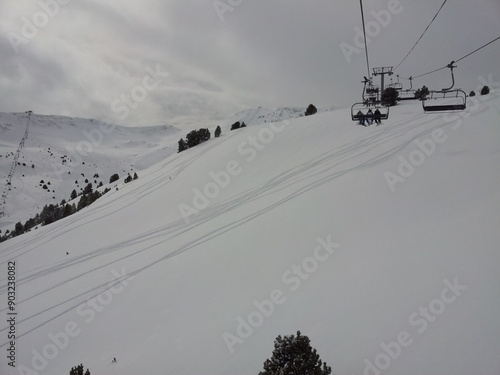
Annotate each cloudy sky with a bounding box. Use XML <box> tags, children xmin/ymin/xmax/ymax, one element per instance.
<box><xmin>1</xmin><ymin>0</ymin><xmax>499</xmax><ymax>129</ymax></box>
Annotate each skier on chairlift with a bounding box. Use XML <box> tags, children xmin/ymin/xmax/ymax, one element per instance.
<box><xmin>374</xmin><ymin>108</ymin><xmax>382</xmax><ymax>125</ymax></box>
<box><xmin>356</xmin><ymin>110</ymin><xmax>366</xmax><ymax>126</ymax></box>
<box><xmin>366</xmin><ymin>109</ymin><xmax>374</xmax><ymax>125</ymax></box>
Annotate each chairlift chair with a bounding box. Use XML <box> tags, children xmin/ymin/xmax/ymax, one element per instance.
<box><xmin>397</xmin><ymin>76</ymin><xmax>417</xmax><ymax>101</ymax></box>
<box><xmin>351</xmin><ymin>76</ymin><xmax>389</xmax><ymax>122</ymax></box>
<box><xmin>422</xmin><ymin>90</ymin><xmax>467</xmax><ymax>112</ymax></box>
<box><xmin>422</xmin><ymin>62</ymin><xmax>467</xmax><ymax>113</ymax></box>
<box><xmin>361</xmin><ymin>76</ymin><xmax>380</xmax><ymax>104</ymax></box>
<box><xmin>398</xmin><ymin>90</ymin><xmax>416</xmax><ymax>100</ymax></box>
<box><xmin>351</xmin><ymin>102</ymin><xmax>389</xmax><ymax>122</ymax></box>
<box><xmin>388</xmin><ymin>75</ymin><xmax>403</xmax><ymax>91</ymax></box>
<box><xmin>365</xmin><ymin>87</ymin><xmax>380</xmax><ymax>104</ymax></box>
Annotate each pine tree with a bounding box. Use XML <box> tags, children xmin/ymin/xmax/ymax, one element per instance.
<box><xmin>89</xmin><ymin>190</ymin><xmax>102</xmax><ymax>205</ymax></box>
<box><xmin>381</xmin><ymin>87</ymin><xmax>399</xmax><ymax>106</ymax></box>
<box><xmin>178</xmin><ymin>139</ymin><xmax>188</xmax><ymax>153</ymax></box>
<box><xmin>15</xmin><ymin>222</ymin><xmax>24</xmax><ymax>236</ymax></box>
<box><xmin>109</xmin><ymin>173</ymin><xmax>119</xmax><ymax>183</ymax></box>
<box><xmin>305</xmin><ymin>104</ymin><xmax>318</xmax><ymax>116</ymax></box>
<box><xmin>83</xmin><ymin>183</ymin><xmax>93</xmax><ymax>195</ymax></box>
<box><xmin>259</xmin><ymin>331</ymin><xmax>331</xmax><ymax>375</ymax></box>
<box><xmin>53</xmin><ymin>205</ymin><xmax>64</xmax><ymax>222</ymax></box>
<box><xmin>481</xmin><ymin>85</ymin><xmax>490</xmax><ymax>95</ymax></box>
<box><xmin>186</xmin><ymin>130</ymin><xmax>200</xmax><ymax>147</ymax></box>
<box><xmin>24</xmin><ymin>218</ymin><xmax>36</xmax><ymax>232</ymax></box>
<box><xmin>133</xmin><ymin>172</ymin><xmax>138</xmax><ymax>180</ymax></box>
<box><xmin>63</xmin><ymin>203</ymin><xmax>74</xmax><ymax>218</ymax></box>
<box><xmin>69</xmin><ymin>364</ymin><xmax>90</xmax><ymax>375</ymax></box>
<box><xmin>414</xmin><ymin>85</ymin><xmax>430</xmax><ymax>100</ymax></box>
<box><xmin>77</xmin><ymin>195</ymin><xmax>88</xmax><ymax>211</ymax></box>
<box><xmin>40</xmin><ymin>204</ymin><xmax>57</xmax><ymax>225</ymax></box>
<box><xmin>215</xmin><ymin>125</ymin><xmax>222</xmax><ymax>137</ymax></box>
<box><xmin>198</xmin><ymin>128</ymin><xmax>211</xmax><ymax>142</ymax></box>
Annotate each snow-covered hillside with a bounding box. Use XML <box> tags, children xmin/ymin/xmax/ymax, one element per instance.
<box><xmin>223</xmin><ymin>106</ymin><xmax>331</xmax><ymax>129</ymax></box>
<box><xmin>1</xmin><ymin>95</ymin><xmax>499</xmax><ymax>375</ymax></box>
<box><xmin>0</xmin><ymin>113</ymin><xmax>182</xmax><ymax>232</ymax></box>
<box><xmin>0</xmin><ymin>107</ymin><xmax>327</xmax><ymax>235</ymax></box>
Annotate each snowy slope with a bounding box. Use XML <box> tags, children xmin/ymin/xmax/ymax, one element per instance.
<box><xmin>1</xmin><ymin>94</ymin><xmax>500</xmax><ymax>375</ymax></box>
<box><xmin>0</xmin><ymin>113</ymin><xmax>182</xmax><ymax>232</ymax></box>
<box><xmin>222</xmin><ymin>106</ymin><xmax>332</xmax><ymax>129</ymax></box>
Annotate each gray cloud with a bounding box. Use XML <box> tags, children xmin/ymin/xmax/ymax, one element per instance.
<box><xmin>0</xmin><ymin>0</ymin><xmax>499</xmax><ymax>128</ymax></box>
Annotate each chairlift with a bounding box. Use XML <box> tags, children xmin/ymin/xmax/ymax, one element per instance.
<box><xmin>422</xmin><ymin>62</ymin><xmax>467</xmax><ymax>113</ymax></box>
<box><xmin>351</xmin><ymin>102</ymin><xmax>389</xmax><ymax>122</ymax></box>
<box><xmin>398</xmin><ymin>76</ymin><xmax>417</xmax><ymax>101</ymax></box>
<box><xmin>351</xmin><ymin>76</ymin><xmax>389</xmax><ymax>122</ymax></box>
<box><xmin>362</xmin><ymin>76</ymin><xmax>380</xmax><ymax>104</ymax></box>
<box><xmin>388</xmin><ymin>75</ymin><xmax>403</xmax><ymax>91</ymax></box>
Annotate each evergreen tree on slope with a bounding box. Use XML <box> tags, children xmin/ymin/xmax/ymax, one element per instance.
<box><xmin>259</xmin><ymin>331</ymin><xmax>331</xmax><ymax>375</ymax></box>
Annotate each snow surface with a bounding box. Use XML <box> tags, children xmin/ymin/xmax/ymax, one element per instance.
<box><xmin>1</xmin><ymin>95</ymin><xmax>500</xmax><ymax>375</ymax></box>
<box><xmin>222</xmin><ymin>106</ymin><xmax>330</xmax><ymax>128</ymax></box>
<box><xmin>0</xmin><ymin>113</ymin><xmax>182</xmax><ymax>231</ymax></box>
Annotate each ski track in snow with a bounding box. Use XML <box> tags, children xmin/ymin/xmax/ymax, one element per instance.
<box><xmin>0</xmin><ymin>100</ymin><xmax>491</xmax><ymax>343</ymax></box>
<box><xmin>0</xmin><ymin>96</ymin><xmax>499</xmax><ymax>375</ymax></box>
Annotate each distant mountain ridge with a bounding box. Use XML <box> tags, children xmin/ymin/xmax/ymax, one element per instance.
<box><xmin>222</xmin><ymin>106</ymin><xmax>332</xmax><ymax>129</ymax></box>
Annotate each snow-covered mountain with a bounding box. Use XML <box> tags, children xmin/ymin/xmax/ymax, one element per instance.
<box><xmin>0</xmin><ymin>113</ymin><xmax>182</xmax><ymax>232</ymax></box>
<box><xmin>0</xmin><ymin>95</ymin><xmax>499</xmax><ymax>375</ymax></box>
<box><xmin>0</xmin><ymin>107</ymin><xmax>329</xmax><ymax>234</ymax></box>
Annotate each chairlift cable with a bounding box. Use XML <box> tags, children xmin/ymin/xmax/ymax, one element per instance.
<box><xmin>455</xmin><ymin>35</ymin><xmax>500</xmax><ymax>63</ymax></box>
<box><xmin>412</xmin><ymin>35</ymin><xmax>500</xmax><ymax>79</ymax></box>
<box><xmin>413</xmin><ymin>66</ymin><xmax>447</xmax><ymax>80</ymax></box>
<box><xmin>394</xmin><ymin>0</ymin><xmax>448</xmax><ymax>71</ymax></box>
<box><xmin>359</xmin><ymin>0</ymin><xmax>371</xmax><ymax>77</ymax></box>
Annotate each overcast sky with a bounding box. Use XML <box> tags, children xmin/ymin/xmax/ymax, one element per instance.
<box><xmin>1</xmin><ymin>0</ymin><xmax>499</xmax><ymax>129</ymax></box>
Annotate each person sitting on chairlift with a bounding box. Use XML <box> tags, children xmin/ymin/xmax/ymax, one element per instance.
<box><xmin>366</xmin><ymin>109</ymin><xmax>374</xmax><ymax>125</ymax></box>
<box><xmin>374</xmin><ymin>109</ymin><xmax>382</xmax><ymax>125</ymax></box>
<box><xmin>356</xmin><ymin>110</ymin><xmax>366</xmax><ymax>126</ymax></box>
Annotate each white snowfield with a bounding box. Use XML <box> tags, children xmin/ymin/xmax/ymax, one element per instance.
<box><xmin>0</xmin><ymin>113</ymin><xmax>183</xmax><ymax>231</ymax></box>
<box><xmin>1</xmin><ymin>95</ymin><xmax>499</xmax><ymax>375</ymax></box>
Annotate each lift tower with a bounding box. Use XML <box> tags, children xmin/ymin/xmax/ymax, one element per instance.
<box><xmin>372</xmin><ymin>67</ymin><xmax>394</xmax><ymax>95</ymax></box>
